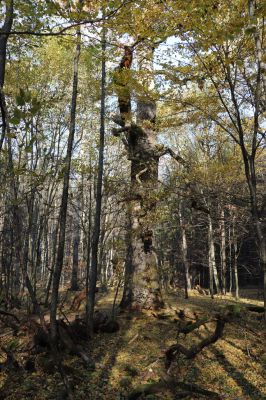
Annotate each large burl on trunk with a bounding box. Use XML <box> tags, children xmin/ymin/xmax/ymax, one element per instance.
<box><xmin>113</xmin><ymin>43</ymin><xmax>164</xmax><ymax>310</ymax></box>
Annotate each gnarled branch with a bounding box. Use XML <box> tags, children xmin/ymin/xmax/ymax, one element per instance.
<box><xmin>165</xmin><ymin>315</ymin><xmax>227</xmax><ymax>367</ymax></box>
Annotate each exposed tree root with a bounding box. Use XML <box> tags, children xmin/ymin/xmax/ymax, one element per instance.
<box><xmin>31</xmin><ymin>312</ymin><xmax>118</xmax><ymax>368</ymax></box>
<box><xmin>166</xmin><ymin>315</ymin><xmax>226</xmax><ymax>367</ymax></box>
<box><xmin>176</xmin><ymin>317</ymin><xmax>209</xmax><ymax>336</ymax></box>
<box><xmin>128</xmin><ymin>378</ymin><xmax>222</xmax><ymax>399</ymax></box>
<box><xmin>0</xmin><ymin>309</ymin><xmax>20</xmax><ymax>335</ymax></box>
<box><xmin>128</xmin><ymin>313</ymin><xmax>227</xmax><ymax>400</ymax></box>
<box><xmin>0</xmin><ymin>347</ymin><xmax>20</xmax><ymax>371</ymax></box>
<box><xmin>0</xmin><ymin>309</ymin><xmax>19</xmax><ymax>322</ymax></box>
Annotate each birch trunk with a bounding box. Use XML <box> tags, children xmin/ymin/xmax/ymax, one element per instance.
<box><xmin>232</xmin><ymin>216</ymin><xmax>239</xmax><ymax>299</ymax></box>
<box><xmin>208</xmin><ymin>215</ymin><xmax>220</xmax><ymax>295</ymax></box>
<box><xmin>220</xmin><ymin>209</ymin><xmax>226</xmax><ymax>294</ymax></box>
<box><xmin>179</xmin><ymin>202</ymin><xmax>191</xmax><ymax>298</ymax></box>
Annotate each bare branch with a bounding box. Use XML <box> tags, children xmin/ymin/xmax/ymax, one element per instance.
<box><xmin>158</xmin><ymin>146</ymin><xmax>187</xmax><ymax>166</ymax></box>
<box><xmin>0</xmin><ymin>1</ymin><xmax>132</xmax><ymax>37</ymax></box>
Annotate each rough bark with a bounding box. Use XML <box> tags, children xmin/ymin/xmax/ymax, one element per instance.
<box><xmin>248</xmin><ymin>0</ymin><xmax>266</xmax><ymax>105</ymax></box>
<box><xmin>116</xmin><ymin>43</ymin><xmax>164</xmax><ymax>310</ymax></box>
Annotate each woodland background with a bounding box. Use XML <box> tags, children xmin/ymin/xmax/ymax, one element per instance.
<box><xmin>0</xmin><ymin>1</ymin><xmax>265</xmax><ymax>399</ymax></box>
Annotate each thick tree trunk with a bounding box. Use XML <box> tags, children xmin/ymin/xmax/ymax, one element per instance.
<box><xmin>248</xmin><ymin>0</ymin><xmax>266</xmax><ymax>103</ymax></box>
<box><xmin>118</xmin><ymin>43</ymin><xmax>163</xmax><ymax>310</ymax></box>
<box><xmin>120</xmin><ymin>207</ymin><xmax>134</xmax><ymax>306</ymax></box>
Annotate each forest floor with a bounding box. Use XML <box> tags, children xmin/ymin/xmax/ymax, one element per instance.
<box><xmin>0</xmin><ymin>288</ymin><xmax>265</xmax><ymax>400</ymax></box>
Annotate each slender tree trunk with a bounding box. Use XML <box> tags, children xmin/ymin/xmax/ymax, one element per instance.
<box><xmin>22</xmin><ymin>189</ymin><xmax>41</xmax><ymax>314</ymax></box>
<box><xmin>225</xmin><ymin>2</ymin><xmax>266</xmax><ymax>318</ymax></box>
<box><xmin>228</xmin><ymin>225</ymin><xmax>232</xmax><ymax>295</ymax></box>
<box><xmin>50</xmin><ymin>27</ymin><xmax>81</xmax><ymax>344</ymax></box>
<box><xmin>208</xmin><ymin>222</ymin><xmax>214</xmax><ymax>299</ymax></box>
<box><xmin>87</xmin><ymin>27</ymin><xmax>106</xmax><ymax>335</ymax></box>
<box><xmin>9</xmin><ymin>147</ymin><xmax>42</xmax><ymax>319</ymax></box>
<box><xmin>179</xmin><ymin>202</ymin><xmax>191</xmax><ymax>298</ymax></box>
<box><xmin>85</xmin><ymin>180</ymin><xmax>92</xmax><ymax>308</ymax></box>
<box><xmin>71</xmin><ymin>197</ymin><xmax>80</xmax><ymax>291</ymax></box>
<box><xmin>34</xmin><ymin>215</ymin><xmax>44</xmax><ymax>297</ymax></box>
<box><xmin>98</xmin><ymin>211</ymin><xmax>106</xmax><ymax>287</ymax></box>
<box><xmin>71</xmin><ymin>235</ymin><xmax>80</xmax><ymax>291</ymax></box>
<box><xmin>220</xmin><ymin>209</ymin><xmax>226</xmax><ymax>294</ymax></box>
<box><xmin>0</xmin><ymin>0</ymin><xmax>14</xmax><ymax>151</ymax></box>
<box><xmin>232</xmin><ymin>216</ymin><xmax>239</xmax><ymax>299</ymax></box>
<box><xmin>1</xmin><ymin>205</ymin><xmax>12</xmax><ymax>304</ymax></box>
<box><xmin>45</xmin><ymin>221</ymin><xmax>58</xmax><ymax>307</ymax></box>
<box><xmin>0</xmin><ymin>2</ymin><xmax>15</xmax><ymax>304</ymax></box>
<box><xmin>239</xmin><ymin>145</ymin><xmax>265</xmax><ymax>316</ymax></box>
<box><xmin>208</xmin><ymin>215</ymin><xmax>220</xmax><ymax>296</ymax></box>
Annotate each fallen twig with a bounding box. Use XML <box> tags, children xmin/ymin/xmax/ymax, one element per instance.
<box><xmin>128</xmin><ymin>333</ymin><xmax>139</xmax><ymax>345</ymax></box>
